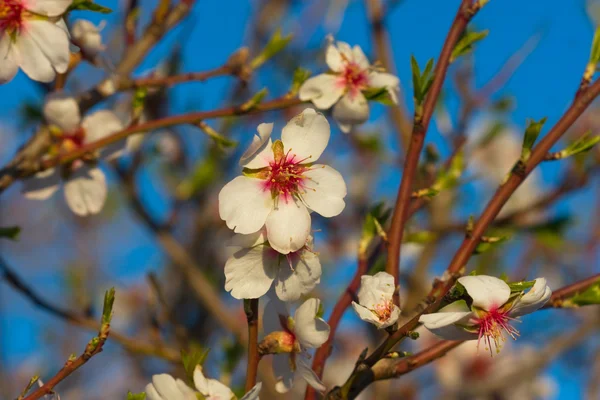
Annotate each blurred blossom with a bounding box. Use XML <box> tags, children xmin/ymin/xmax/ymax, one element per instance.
<box><xmin>351</xmin><ymin>271</ymin><xmax>400</xmax><ymax>329</ymax></box>
<box><xmin>71</xmin><ymin>19</ymin><xmax>106</xmax><ymax>58</ymax></box>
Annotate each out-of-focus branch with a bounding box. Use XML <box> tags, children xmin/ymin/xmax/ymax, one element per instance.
<box><xmin>544</xmin><ymin>273</ymin><xmax>600</xmax><ymax>308</ymax></box>
<box><xmin>0</xmin><ymin>257</ymin><xmax>180</xmax><ymax>362</ymax></box>
<box><xmin>244</xmin><ymin>299</ymin><xmax>260</xmax><ymax>391</ymax></box>
<box><xmin>385</xmin><ymin>0</ymin><xmax>478</xmax><ymax>307</ymax></box>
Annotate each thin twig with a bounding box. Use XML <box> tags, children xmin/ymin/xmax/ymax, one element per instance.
<box><xmin>544</xmin><ymin>273</ymin><xmax>600</xmax><ymax>308</ymax></box>
<box><xmin>244</xmin><ymin>299</ymin><xmax>260</xmax><ymax>391</ymax></box>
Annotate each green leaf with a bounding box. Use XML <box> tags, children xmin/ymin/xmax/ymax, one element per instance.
<box><xmin>176</xmin><ymin>157</ymin><xmax>220</xmax><ymax>200</ymax></box>
<box><xmin>240</xmin><ymin>88</ymin><xmax>268</xmax><ymax>111</ymax></box>
<box><xmin>359</xmin><ymin>203</ymin><xmax>392</xmax><ymax>259</ymax></box>
<box><xmin>181</xmin><ymin>346</ymin><xmax>210</xmax><ymax>385</ymax></box>
<box><xmin>567</xmin><ymin>282</ymin><xmax>600</xmax><ymax>306</ymax></box>
<box><xmin>250</xmin><ymin>29</ymin><xmax>293</xmax><ymax>70</ymax></box>
<box><xmin>589</xmin><ymin>27</ymin><xmax>600</xmax><ymax>66</ymax></box>
<box><xmin>520</xmin><ymin>117</ymin><xmax>547</xmax><ymax>162</ymax></box>
<box><xmin>222</xmin><ymin>340</ymin><xmax>245</xmax><ymax>374</ymax></box>
<box><xmin>410</xmin><ymin>56</ymin><xmax>435</xmax><ymax>106</ymax></box>
<box><xmin>0</xmin><ymin>226</ymin><xmax>20</xmax><ymax>240</ymax></box>
<box><xmin>451</xmin><ymin>29</ymin><xmax>489</xmax><ymax>63</ymax></box>
<box><xmin>127</xmin><ymin>392</ymin><xmax>146</xmax><ymax>400</ymax></box>
<box><xmin>507</xmin><ymin>280</ymin><xmax>535</xmax><ymax>293</ymax></box>
<box><xmin>431</xmin><ymin>151</ymin><xmax>465</xmax><ymax>193</ymax></box>
<box><xmin>102</xmin><ymin>287</ymin><xmax>116</xmax><ymax>325</ymax></box>
<box><xmin>474</xmin><ymin>235</ymin><xmax>511</xmax><ymax>254</ymax></box>
<box><xmin>363</xmin><ymin>87</ymin><xmax>395</xmax><ymax>106</ymax></box>
<box><xmin>289</xmin><ymin>67</ymin><xmax>311</xmax><ymax>95</ymax></box>
<box><xmin>404</xmin><ymin>231</ymin><xmax>437</xmax><ymax>244</ymax></box>
<box><xmin>551</xmin><ymin>131</ymin><xmax>600</xmax><ymax>160</ymax></box>
<box><xmin>68</xmin><ymin>0</ymin><xmax>113</xmax><ymax>13</ymax></box>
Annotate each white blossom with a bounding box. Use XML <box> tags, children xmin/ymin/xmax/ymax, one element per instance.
<box><xmin>225</xmin><ymin>230</ymin><xmax>321</xmax><ymax>301</ymax></box>
<box><xmin>71</xmin><ymin>19</ymin><xmax>105</xmax><ymax>58</ymax></box>
<box><xmin>0</xmin><ymin>0</ymin><xmax>71</xmax><ymax>83</ymax></box>
<box><xmin>351</xmin><ymin>272</ymin><xmax>400</xmax><ymax>329</ymax></box>
<box><xmin>299</xmin><ymin>36</ymin><xmax>400</xmax><ymax>133</ymax></box>
<box><xmin>22</xmin><ymin>94</ymin><xmax>127</xmax><ymax>216</ymax></box>
<box><xmin>419</xmin><ymin>275</ymin><xmax>552</xmax><ymax>355</ymax></box>
<box><xmin>263</xmin><ymin>298</ymin><xmax>330</xmax><ymax>393</ymax></box>
<box><xmin>219</xmin><ymin>108</ymin><xmax>347</xmax><ymax>254</ymax></box>
<box><xmin>146</xmin><ymin>366</ymin><xmax>261</xmax><ymax>400</ymax></box>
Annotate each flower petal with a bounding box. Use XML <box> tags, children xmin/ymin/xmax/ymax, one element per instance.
<box><xmin>27</xmin><ymin>0</ymin><xmax>72</xmax><ymax>16</ymax></box>
<box><xmin>13</xmin><ymin>27</ymin><xmax>55</xmax><ymax>82</ymax></box>
<box><xmin>281</xmin><ymin>108</ymin><xmax>330</xmax><ymax>163</ymax></box>
<box><xmin>332</xmin><ymin>91</ymin><xmax>369</xmax><ymax>133</ymax></box>
<box><xmin>224</xmin><ymin>245</ymin><xmax>278</xmax><ymax>299</ymax></box>
<box><xmin>81</xmin><ymin>110</ymin><xmax>126</xmax><ymax>160</ymax></box>
<box><xmin>240</xmin><ymin>382</ymin><xmax>262</xmax><ymax>400</ymax></box>
<box><xmin>300</xmin><ymin>165</ymin><xmax>346</xmax><ymax>217</ymax></box>
<box><xmin>22</xmin><ymin>168</ymin><xmax>61</xmax><ymax>200</ymax></box>
<box><xmin>263</xmin><ymin>298</ymin><xmax>288</xmax><ymax>334</ymax></box>
<box><xmin>145</xmin><ymin>383</ymin><xmax>165</xmax><ymax>400</ymax></box>
<box><xmin>351</xmin><ymin>45</ymin><xmax>370</xmax><ymax>69</ymax></box>
<box><xmin>71</xmin><ymin>19</ymin><xmax>104</xmax><ymax>57</ymax></box>
<box><xmin>240</xmin><ymin>123</ymin><xmax>274</xmax><ymax>168</ymax></box>
<box><xmin>510</xmin><ymin>278</ymin><xmax>552</xmax><ymax>317</ymax></box>
<box><xmin>228</xmin><ymin>230</ymin><xmax>268</xmax><ymax>253</ymax></box>
<box><xmin>0</xmin><ymin>35</ymin><xmax>18</xmax><ymax>84</ymax></box>
<box><xmin>325</xmin><ymin>40</ymin><xmax>344</xmax><ymax>72</ymax></box>
<box><xmin>275</xmin><ymin>248</ymin><xmax>322</xmax><ymax>302</ymax></box>
<box><xmin>419</xmin><ymin>309</ymin><xmax>478</xmax><ymax>341</ymax></box>
<box><xmin>63</xmin><ymin>166</ymin><xmax>107</xmax><ymax>216</ymax></box>
<box><xmin>273</xmin><ymin>354</ymin><xmax>295</xmax><ymax>393</ymax></box>
<box><xmin>150</xmin><ymin>374</ymin><xmax>183</xmax><ymax>399</ymax></box>
<box><xmin>458</xmin><ymin>275</ymin><xmax>511</xmax><ymax>311</ymax></box>
<box><xmin>356</xmin><ymin>272</ymin><xmax>395</xmax><ymax>310</ymax></box>
<box><xmin>298</xmin><ymin>357</ymin><xmax>326</xmax><ymax>392</ymax></box>
<box><xmin>368</xmin><ymin>72</ymin><xmax>400</xmax><ymax>104</ymax></box>
<box><xmin>218</xmin><ymin>176</ymin><xmax>272</xmax><ymax>234</ymax></box>
<box><xmin>265</xmin><ymin>197</ymin><xmax>311</xmax><ymax>254</ymax></box>
<box><xmin>26</xmin><ymin>20</ymin><xmax>70</xmax><ymax>74</ymax></box>
<box><xmin>351</xmin><ymin>302</ymin><xmax>381</xmax><ymax>326</ymax></box>
<box><xmin>43</xmin><ymin>93</ymin><xmax>81</xmax><ymax>132</ymax></box>
<box><xmin>193</xmin><ymin>365</ymin><xmax>234</xmax><ymax>398</ymax></box>
<box><xmin>298</xmin><ymin>74</ymin><xmax>345</xmax><ymax>109</ymax></box>
<box><xmin>293</xmin><ymin>298</ymin><xmax>330</xmax><ymax>349</ymax></box>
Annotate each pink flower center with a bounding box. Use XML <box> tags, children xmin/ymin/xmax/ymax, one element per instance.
<box><xmin>263</xmin><ymin>152</ymin><xmax>309</xmax><ymax>201</ymax></box>
<box><xmin>373</xmin><ymin>300</ymin><xmax>393</xmax><ymax>322</ymax></box>
<box><xmin>0</xmin><ymin>0</ymin><xmax>25</xmax><ymax>34</ymax></box>
<box><xmin>476</xmin><ymin>307</ymin><xmax>519</xmax><ymax>356</ymax></box>
<box><xmin>57</xmin><ymin>129</ymin><xmax>86</xmax><ymax>153</ymax></box>
<box><xmin>342</xmin><ymin>62</ymin><xmax>369</xmax><ymax>92</ymax></box>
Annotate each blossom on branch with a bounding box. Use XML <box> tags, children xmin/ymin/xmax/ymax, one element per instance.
<box><xmin>419</xmin><ymin>275</ymin><xmax>552</xmax><ymax>355</ymax></box>
<box><xmin>0</xmin><ymin>0</ymin><xmax>71</xmax><ymax>83</ymax></box>
<box><xmin>262</xmin><ymin>298</ymin><xmax>330</xmax><ymax>393</ymax></box>
<box><xmin>219</xmin><ymin>108</ymin><xmax>347</xmax><ymax>254</ymax></box>
<box><xmin>225</xmin><ymin>230</ymin><xmax>321</xmax><ymax>301</ymax></box>
<box><xmin>71</xmin><ymin>19</ymin><xmax>105</xmax><ymax>58</ymax></box>
<box><xmin>299</xmin><ymin>36</ymin><xmax>400</xmax><ymax>133</ymax></box>
<box><xmin>351</xmin><ymin>272</ymin><xmax>400</xmax><ymax>329</ymax></box>
<box><xmin>21</xmin><ymin>94</ymin><xmax>127</xmax><ymax>216</ymax></box>
<box><xmin>146</xmin><ymin>365</ymin><xmax>261</xmax><ymax>400</ymax></box>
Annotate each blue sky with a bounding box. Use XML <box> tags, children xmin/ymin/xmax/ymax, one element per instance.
<box><xmin>1</xmin><ymin>0</ymin><xmax>598</xmax><ymax>398</ymax></box>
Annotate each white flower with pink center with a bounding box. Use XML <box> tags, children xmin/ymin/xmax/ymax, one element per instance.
<box><xmin>0</xmin><ymin>0</ymin><xmax>72</xmax><ymax>83</ymax></box>
<box><xmin>225</xmin><ymin>230</ymin><xmax>321</xmax><ymax>301</ymax></box>
<box><xmin>218</xmin><ymin>108</ymin><xmax>347</xmax><ymax>254</ymax></box>
<box><xmin>419</xmin><ymin>275</ymin><xmax>552</xmax><ymax>356</ymax></box>
<box><xmin>351</xmin><ymin>272</ymin><xmax>400</xmax><ymax>329</ymax></box>
<box><xmin>263</xmin><ymin>298</ymin><xmax>330</xmax><ymax>394</ymax></box>
<box><xmin>299</xmin><ymin>36</ymin><xmax>400</xmax><ymax>133</ymax></box>
<box><xmin>21</xmin><ymin>93</ymin><xmax>127</xmax><ymax>216</ymax></box>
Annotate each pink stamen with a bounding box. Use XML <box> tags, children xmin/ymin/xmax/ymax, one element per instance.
<box><xmin>342</xmin><ymin>62</ymin><xmax>369</xmax><ymax>92</ymax></box>
<box><xmin>476</xmin><ymin>307</ymin><xmax>520</xmax><ymax>356</ymax></box>
<box><xmin>0</xmin><ymin>0</ymin><xmax>25</xmax><ymax>34</ymax></box>
<box><xmin>263</xmin><ymin>151</ymin><xmax>310</xmax><ymax>200</ymax></box>
<box><xmin>373</xmin><ymin>299</ymin><xmax>393</xmax><ymax>322</ymax></box>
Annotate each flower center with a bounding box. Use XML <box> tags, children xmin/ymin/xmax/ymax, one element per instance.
<box><xmin>476</xmin><ymin>307</ymin><xmax>519</xmax><ymax>356</ymax></box>
<box><xmin>0</xmin><ymin>0</ymin><xmax>25</xmax><ymax>35</ymax></box>
<box><xmin>57</xmin><ymin>129</ymin><xmax>86</xmax><ymax>153</ymax></box>
<box><xmin>373</xmin><ymin>300</ymin><xmax>393</xmax><ymax>322</ymax></box>
<box><xmin>264</xmin><ymin>152</ymin><xmax>309</xmax><ymax>201</ymax></box>
<box><xmin>343</xmin><ymin>62</ymin><xmax>368</xmax><ymax>91</ymax></box>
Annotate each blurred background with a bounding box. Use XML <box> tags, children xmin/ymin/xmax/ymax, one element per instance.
<box><xmin>1</xmin><ymin>0</ymin><xmax>599</xmax><ymax>399</ymax></box>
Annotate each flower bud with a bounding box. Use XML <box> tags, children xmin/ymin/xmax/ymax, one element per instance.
<box><xmin>72</xmin><ymin>20</ymin><xmax>105</xmax><ymax>58</ymax></box>
<box><xmin>258</xmin><ymin>331</ymin><xmax>299</xmax><ymax>355</ymax></box>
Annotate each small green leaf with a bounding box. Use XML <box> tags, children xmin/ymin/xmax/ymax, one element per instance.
<box><xmin>250</xmin><ymin>29</ymin><xmax>293</xmax><ymax>70</ymax></box>
<box><xmin>240</xmin><ymin>88</ymin><xmax>268</xmax><ymax>111</ymax></box>
<box><xmin>127</xmin><ymin>391</ymin><xmax>147</xmax><ymax>400</ymax></box>
<box><xmin>176</xmin><ymin>157</ymin><xmax>220</xmax><ymax>200</ymax></box>
<box><xmin>451</xmin><ymin>29</ymin><xmax>489</xmax><ymax>63</ymax></box>
<box><xmin>102</xmin><ymin>287</ymin><xmax>116</xmax><ymax>325</ymax></box>
<box><xmin>181</xmin><ymin>346</ymin><xmax>210</xmax><ymax>385</ymax></box>
<box><xmin>589</xmin><ymin>27</ymin><xmax>600</xmax><ymax>66</ymax></box>
<box><xmin>359</xmin><ymin>203</ymin><xmax>392</xmax><ymax>259</ymax></box>
<box><xmin>222</xmin><ymin>340</ymin><xmax>245</xmax><ymax>374</ymax></box>
<box><xmin>289</xmin><ymin>67</ymin><xmax>311</xmax><ymax>95</ymax></box>
<box><xmin>474</xmin><ymin>235</ymin><xmax>511</xmax><ymax>254</ymax></box>
<box><xmin>404</xmin><ymin>231</ymin><xmax>437</xmax><ymax>244</ymax></box>
<box><xmin>507</xmin><ymin>280</ymin><xmax>535</xmax><ymax>293</ymax></box>
<box><xmin>431</xmin><ymin>151</ymin><xmax>465</xmax><ymax>193</ymax></box>
<box><xmin>363</xmin><ymin>87</ymin><xmax>395</xmax><ymax>106</ymax></box>
<box><xmin>68</xmin><ymin>0</ymin><xmax>112</xmax><ymax>13</ymax></box>
<box><xmin>520</xmin><ymin>117</ymin><xmax>547</xmax><ymax>162</ymax></box>
<box><xmin>550</xmin><ymin>131</ymin><xmax>600</xmax><ymax>161</ymax></box>
<box><xmin>410</xmin><ymin>56</ymin><xmax>435</xmax><ymax>106</ymax></box>
<box><xmin>567</xmin><ymin>282</ymin><xmax>600</xmax><ymax>306</ymax></box>
<box><xmin>0</xmin><ymin>226</ymin><xmax>20</xmax><ymax>240</ymax></box>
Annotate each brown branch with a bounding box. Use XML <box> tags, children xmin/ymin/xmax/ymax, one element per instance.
<box><xmin>385</xmin><ymin>0</ymin><xmax>477</xmax><ymax>307</ymax></box>
<box><xmin>0</xmin><ymin>257</ymin><xmax>180</xmax><ymax>362</ymax></box>
<box><xmin>544</xmin><ymin>273</ymin><xmax>600</xmax><ymax>308</ymax></box>
<box><xmin>244</xmin><ymin>299</ymin><xmax>260</xmax><ymax>391</ymax></box>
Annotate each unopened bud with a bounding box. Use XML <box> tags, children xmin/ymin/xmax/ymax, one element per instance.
<box><xmin>226</xmin><ymin>47</ymin><xmax>252</xmax><ymax>81</ymax></box>
<box><xmin>258</xmin><ymin>331</ymin><xmax>299</xmax><ymax>355</ymax></box>
<box><xmin>72</xmin><ymin>20</ymin><xmax>106</xmax><ymax>58</ymax></box>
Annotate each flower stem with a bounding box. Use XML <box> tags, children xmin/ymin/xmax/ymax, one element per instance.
<box><xmin>244</xmin><ymin>298</ymin><xmax>260</xmax><ymax>392</ymax></box>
